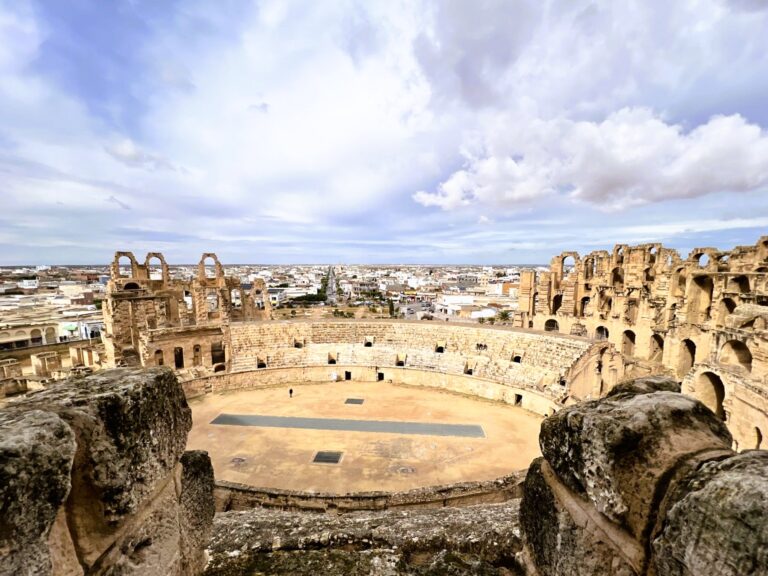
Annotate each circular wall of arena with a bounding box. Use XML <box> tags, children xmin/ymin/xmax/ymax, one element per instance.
<box><xmin>180</xmin><ymin>320</ymin><xmax>605</xmax><ymax>510</ymax></box>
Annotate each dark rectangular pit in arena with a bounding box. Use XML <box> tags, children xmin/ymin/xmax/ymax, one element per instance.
<box><xmin>345</xmin><ymin>398</ymin><xmax>364</xmax><ymax>405</ymax></box>
<box><xmin>313</xmin><ymin>451</ymin><xmax>343</xmax><ymax>464</ymax></box>
<box><xmin>211</xmin><ymin>413</ymin><xmax>485</xmax><ymax>438</ymax></box>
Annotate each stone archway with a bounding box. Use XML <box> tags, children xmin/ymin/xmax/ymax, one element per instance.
<box><xmin>695</xmin><ymin>371</ymin><xmax>725</xmax><ymax>420</ymax></box>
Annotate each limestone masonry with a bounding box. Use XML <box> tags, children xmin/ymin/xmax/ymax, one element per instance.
<box><xmin>2</xmin><ymin>237</ymin><xmax>766</xmax><ymax>575</ymax></box>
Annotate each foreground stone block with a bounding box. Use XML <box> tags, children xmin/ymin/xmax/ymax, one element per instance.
<box><xmin>652</xmin><ymin>451</ymin><xmax>768</xmax><ymax>576</ymax></box>
<box><xmin>0</xmin><ymin>410</ymin><xmax>77</xmax><ymax>575</ymax></box>
<box><xmin>521</xmin><ymin>375</ymin><xmax>768</xmax><ymax>576</ymax></box>
<box><xmin>538</xmin><ymin>376</ymin><xmax>732</xmax><ymax>539</ymax></box>
<box><xmin>0</xmin><ymin>367</ymin><xmax>213</xmax><ymax>576</ymax></box>
<box><xmin>205</xmin><ymin>501</ymin><xmax>524</xmax><ymax>575</ymax></box>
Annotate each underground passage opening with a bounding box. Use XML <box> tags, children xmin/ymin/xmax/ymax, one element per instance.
<box><xmin>377</xmin><ymin>372</ymin><xmax>384</xmax><ymax>381</ymax></box>
<box><xmin>344</xmin><ymin>371</ymin><xmax>351</xmax><ymax>381</ymax></box>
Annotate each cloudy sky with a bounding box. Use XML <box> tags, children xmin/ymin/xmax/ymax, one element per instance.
<box><xmin>1</xmin><ymin>0</ymin><xmax>767</xmax><ymax>265</ymax></box>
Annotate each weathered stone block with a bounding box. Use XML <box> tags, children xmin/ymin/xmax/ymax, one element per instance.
<box><xmin>538</xmin><ymin>377</ymin><xmax>732</xmax><ymax>539</ymax></box>
<box><xmin>651</xmin><ymin>451</ymin><xmax>768</xmax><ymax>576</ymax></box>
<box><xmin>0</xmin><ymin>410</ymin><xmax>77</xmax><ymax>575</ymax></box>
<box><xmin>519</xmin><ymin>458</ymin><xmax>639</xmax><ymax>576</ymax></box>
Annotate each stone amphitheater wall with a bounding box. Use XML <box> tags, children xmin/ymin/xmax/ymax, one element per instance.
<box><xmin>521</xmin><ymin>236</ymin><xmax>768</xmax><ymax>451</ymax></box>
<box><xmin>182</xmin><ymin>365</ymin><xmax>560</xmax><ymax>415</ymax></box>
<box><xmin>178</xmin><ymin>320</ymin><xmax>603</xmax><ymax>417</ymax></box>
<box><xmin>213</xmin><ymin>471</ymin><xmax>526</xmax><ymax>514</ymax></box>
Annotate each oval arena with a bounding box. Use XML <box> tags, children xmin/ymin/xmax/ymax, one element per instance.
<box><xmin>180</xmin><ymin>320</ymin><xmax>603</xmax><ymax>505</ymax></box>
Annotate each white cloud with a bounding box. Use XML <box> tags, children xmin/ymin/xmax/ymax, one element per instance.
<box><xmin>415</xmin><ymin>108</ymin><xmax>768</xmax><ymax>211</ymax></box>
<box><xmin>105</xmin><ymin>138</ymin><xmax>175</xmax><ymax>171</ymax></box>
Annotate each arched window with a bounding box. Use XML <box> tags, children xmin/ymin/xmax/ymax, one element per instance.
<box><xmin>622</xmin><ymin>330</ymin><xmax>636</xmax><ymax>357</ymax></box>
<box><xmin>687</xmin><ymin>276</ymin><xmax>714</xmax><ymax>323</ymax></box>
<box><xmin>719</xmin><ymin>340</ymin><xmax>752</xmax><ymax>372</ymax></box>
<box><xmin>611</xmin><ymin>267</ymin><xmax>624</xmax><ymax>291</ymax></box>
<box><xmin>649</xmin><ymin>334</ymin><xmax>664</xmax><ymax>362</ymax></box>
<box><xmin>595</xmin><ymin>326</ymin><xmax>609</xmax><ymax>341</ymax></box>
<box><xmin>717</xmin><ymin>298</ymin><xmax>737</xmax><ymax>327</ymax></box>
<box><xmin>579</xmin><ymin>297</ymin><xmax>590</xmax><ymax>317</ymax></box>
<box><xmin>544</xmin><ymin>319</ymin><xmax>559</xmax><ymax>332</ymax></box>
<box><xmin>695</xmin><ymin>372</ymin><xmax>725</xmax><ymax>420</ymax></box>
<box><xmin>678</xmin><ymin>339</ymin><xmax>696</xmax><ymax>377</ymax></box>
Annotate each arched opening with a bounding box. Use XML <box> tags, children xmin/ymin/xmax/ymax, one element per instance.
<box><xmin>202</xmin><ymin>256</ymin><xmax>218</xmax><ymax>279</ymax></box>
<box><xmin>30</xmin><ymin>328</ymin><xmax>43</xmax><ymax>345</ymax></box>
<box><xmin>294</xmin><ymin>341</ymin><xmax>303</xmax><ymax>349</ymax></box>
<box><xmin>146</xmin><ymin>255</ymin><xmax>165</xmax><ymax>281</ymax></box>
<box><xmin>328</xmin><ymin>353</ymin><xmax>337</xmax><ymax>365</ymax></box>
<box><xmin>584</xmin><ymin>257</ymin><xmax>595</xmax><ymax>280</ymax></box>
<box><xmin>552</xmin><ymin>294</ymin><xmax>563</xmax><ymax>314</ymax></box>
<box><xmin>512</xmin><ymin>355</ymin><xmax>522</xmax><ymax>363</ymax></box>
<box><xmin>696</xmin><ymin>253</ymin><xmax>710</xmax><ymax>267</ymax></box>
<box><xmin>561</xmin><ymin>255</ymin><xmax>576</xmax><ymax>277</ymax></box>
<box><xmin>174</xmin><ymin>347</ymin><xmax>184</xmax><ymax>369</ymax></box>
<box><xmin>621</xmin><ymin>330</ymin><xmax>636</xmax><ymax>357</ymax></box>
<box><xmin>678</xmin><ymin>339</ymin><xmax>696</xmax><ymax>377</ymax></box>
<box><xmin>643</xmin><ymin>267</ymin><xmax>655</xmax><ymax>284</ymax></box>
<box><xmin>649</xmin><ymin>334</ymin><xmax>664</xmax><ymax>362</ymax></box>
<box><xmin>695</xmin><ymin>371</ymin><xmax>725</xmax><ymax>420</ymax></box>
<box><xmin>193</xmin><ymin>345</ymin><xmax>202</xmax><ymax>367</ymax></box>
<box><xmin>45</xmin><ymin>327</ymin><xmax>56</xmax><ymax>344</ymax></box>
<box><xmin>117</xmin><ymin>255</ymin><xmax>134</xmax><ymax>278</ymax></box>
<box><xmin>123</xmin><ymin>282</ymin><xmax>140</xmax><ymax>290</ymax></box>
<box><xmin>595</xmin><ymin>326</ymin><xmax>609</xmax><ymax>340</ymax></box>
<box><xmin>675</xmin><ymin>271</ymin><xmax>687</xmax><ymax>297</ymax></box>
<box><xmin>717</xmin><ymin>298</ymin><xmax>737</xmax><ymax>327</ymax></box>
<box><xmin>214</xmin><ymin>363</ymin><xmax>226</xmax><ymax>373</ymax></box>
<box><xmin>728</xmin><ymin>275</ymin><xmax>750</xmax><ymax>294</ymax></box>
<box><xmin>719</xmin><ymin>340</ymin><xmax>752</xmax><ymax>372</ymax></box>
<box><xmin>154</xmin><ymin>350</ymin><xmax>164</xmax><ymax>366</ymax></box>
<box><xmin>364</xmin><ymin>341</ymin><xmax>373</xmax><ymax>348</ymax></box>
<box><xmin>435</xmin><ymin>345</ymin><xmax>445</xmax><ymax>353</ymax></box>
<box><xmin>230</xmin><ymin>288</ymin><xmax>242</xmax><ymax>309</ymax></box>
<box><xmin>183</xmin><ymin>291</ymin><xmax>193</xmax><ymax>311</ymax></box>
<box><xmin>611</xmin><ymin>267</ymin><xmax>624</xmax><ymax>291</ymax></box>
<box><xmin>687</xmin><ymin>276</ymin><xmax>714</xmax><ymax>323</ymax></box>
<box><xmin>544</xmin><ymin>319</ymin><xmax>559</xmax><ymax>332</ymax></box>
<box><xmin>579</xmin><ymin>297</ymin><xmax>590</xmax><ymax>317</ymax></box>
<box><xmin>464</xmin><ymin>364</ymin><xmax>473</xmax><ymax>375</ymax></box>
<box><xmin>256</xmin><ymin>359</ymin><xmax>266</xmax><ymax>369</ymax></box>
<box><xmin>756</xmin><ymin>427</ymin><xmax>763</xmax><ymax>450</ymax></box>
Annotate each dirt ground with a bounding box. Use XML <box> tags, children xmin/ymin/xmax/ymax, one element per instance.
<box><xmin>187</xmin><ymin>381</ymin><xmax>543</xmax><ymax>493</ymax></box>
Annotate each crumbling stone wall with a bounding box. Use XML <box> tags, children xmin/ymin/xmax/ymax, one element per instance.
<box><xmin>102</xmin><ymin>251</ymin><xmax>270</xmax><ymax>369</ymax></box>
<box><xmin>0</xmin><ymin>367</ymin><xmax>215</xmax><ymax>575</ymax></box>
<box><xmin>521</xmin><ymin>236</ymin><xmax>768</xmax><ymax>450</ymax></box>
<box><xmin>518</xmin><ymin>375</ymin><xmax>768</xmax><ymax>576</ymax></box>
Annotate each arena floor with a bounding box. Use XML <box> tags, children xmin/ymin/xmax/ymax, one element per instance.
<box><xmin>186</xmin><ymin>381</ymin><xmax>543</xmax><ymax>493</ymax></box>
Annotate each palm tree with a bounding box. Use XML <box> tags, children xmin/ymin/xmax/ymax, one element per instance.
<box><xmin>496</xmin><ymin>310</ymin><xmax>511</xmax><ymax>324</ymax></box>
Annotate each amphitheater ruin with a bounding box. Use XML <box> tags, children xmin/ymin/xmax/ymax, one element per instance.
<box><xmin>1</xmin><ymin>236</ymin><xmax>767</xmax><ymax>575</ymax></box>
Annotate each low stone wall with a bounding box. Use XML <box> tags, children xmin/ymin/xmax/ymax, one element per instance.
<box><xmin>0</xmin><ymin>367</ymin><xmax>215</xmax><ymax>576</ymax></box>
<box><xmin>214</xmin><ymin>470</ymin><xmax>526</xmax><ymax>513</ymax></box>
<box><xmin>182</xmin><ymin>365</ymin><xmax>560</xmax><ymax>416</ymax></box>
<box><xmin>204</xmin><ymin>500</ymin><xmax>524</xmax><ymax>576</ymax></box>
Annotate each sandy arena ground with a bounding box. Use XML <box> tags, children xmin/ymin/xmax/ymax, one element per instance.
<box><xmin>187</xmin><ymin>381</ymin><xmax>543</xmax><ymax>493</ymax></box>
